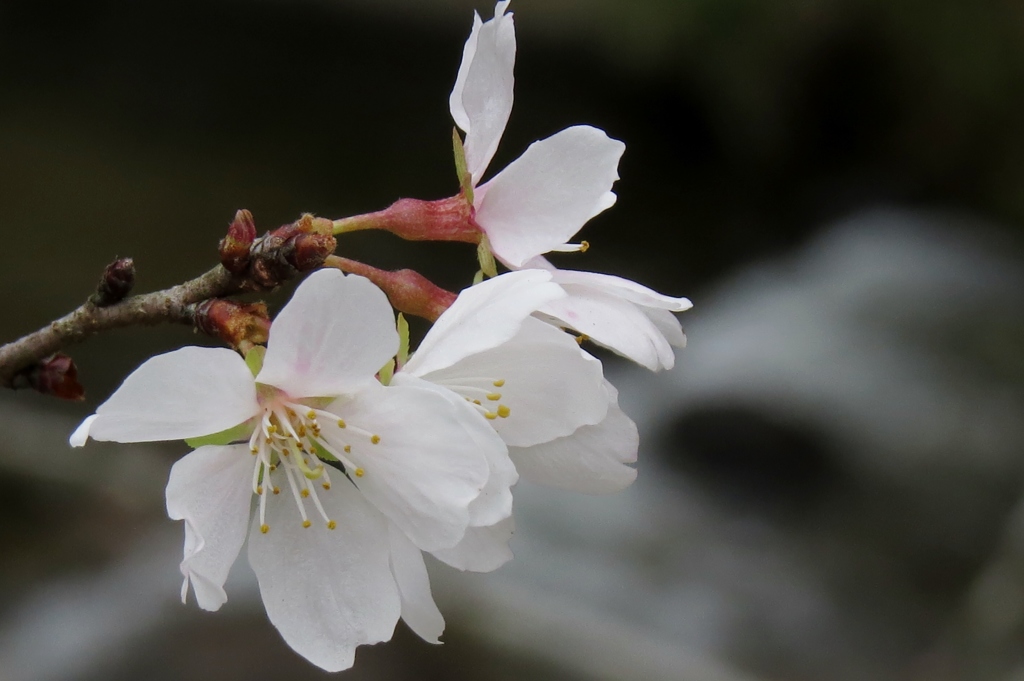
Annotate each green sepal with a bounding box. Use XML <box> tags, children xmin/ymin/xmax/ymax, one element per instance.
<box><xmin>453</xmin><ymin>127</ymin><xmax>474</xmax><ymax>204</ymax></box>
<box><xmin>311</xmin><ymin>441</ymin><xmax>339</xmax><ymax>463</ymax></box>
<box><xmin>378</xmin><ymin>358</ymin><xmax>396</xmax><ymax>386</ymax></box>
<box><xmin>185</xmin><ymin>421</ymin><xmax>252</xmax><ymax>448</ymax></box>
<box><xmin>472</xmin><ymin>269</ymin><xmax>485</xmax><ymax>285</ymax></box>
<box><xmin>245</xmin><ymin>345</ymin><xmax>266</xmax><ymax>377</ymax></box>
<box><xmin>476</xmin><ymin>236</ymin><xmax>498</xmax><ymax>279</ymax></box>
<box><xmin>396</xmin><ymin>313</ymin><xmax>410</xmax><ymax>368</ymax></box>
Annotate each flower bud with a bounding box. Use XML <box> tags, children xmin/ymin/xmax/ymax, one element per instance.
<box><xmin>283</xmin><ymin>233</ymin><xmax>337</xmax><ymax>273</ymax></box>
<box><xmin>90</xmin><ymin>257</ymin><xmax>135</xmax><ymax>307</ymax></box>
<box><xmin>16</xmin><ymin>353</ymin><xmax>85</xmax><ymax>400</ymax></box>
<box><xmin>194</xmin><ymin>300</ymin><xmax>271</xmax><ymax>349</ymax></box>
<box><xmin>220</xmin><ymin>209</ymin><xmax>257</xmax><ymax>275</ymax></box>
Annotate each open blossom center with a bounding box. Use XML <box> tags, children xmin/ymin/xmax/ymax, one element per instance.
<box><xmin>249</xmin><ymin>388</ymin><xmax>381</xmax><ymax>534</ymax></box>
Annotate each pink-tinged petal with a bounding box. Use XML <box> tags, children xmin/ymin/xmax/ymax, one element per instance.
<box><xmin>476</xmin><ymin>126</ymin><xmax>625</xmax><ymax>267</ymax></box>
<box><xmin>319</xmin><ymin>382</ymin><xmax>491</xmax><ymax>552</ymax></box>
<box><xmin>165</xmin><ymin>444</ymin><xmax>254</xmax><ymax>611</ymax></box>
<box><xmin>403</xmin><ymin>270</ymin><xmax>564</xmax><ymax>377</ymax></box>
<box><xmin>510</xmin><ymin>383</ymin><xmax>638</xmax><ymax>494</ymax></box>
<box><xmin>71</xmin><ymin>347</ymin><xmax>259</xmax><ymax>446</ymax></box>
<box><xmin>530</xmin><ymin>260</ymin><xmax>693</xmax><ymax>312</ymax></box>
<box><xmin>391</xmin><ymin>374</ymin><xmax>516</xmax><ymax>527</ymax></box>
<box><xmin>257</xmin><ymin>270</ymin><xmax>398</xmax><ymax>398</ymax></box>
<box><xmin>247</xmin><ymin>481</ymin><xmax>400</xmax><ymax>672</ymax></box>
<box><xmin>539</xmin><ymin>287</ymin><xmax>676</xmax><ymax>371</ymax></box>
<box><xmin>432</xmin><ymin>516</ymin><xmax>515</xmax><ymax>573</ymax></box>
<box><xmin>449</xmin><ymin>1</ymin><xmax>515</xmax><ymax>184</ymax></box>
<box><xmin>388</xmin><ymin>524</ymin><xmax>445</xmax><ymax>644</ymax></box>
<box><xmin>424</xmin><ymin>319</ymin><xmax>608</xmax><ymax>447</ymax></box>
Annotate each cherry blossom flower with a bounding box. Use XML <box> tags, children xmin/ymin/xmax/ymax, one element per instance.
<box><xmin>450</xmin><ymin>2</ymin><xmax>691</xmax><ymax>370</ymax></box>
<box><xmin>70</xmin><ymin>269</ymin><xmax>508</xmax><ymax>671</ymax></box>
<box><xmin>396</xmin><ymin>270</ymin><xmax>639</xmax><ymax>570</ymax></box>
<box><xmin>449</xmin><ymin>0</ymin><xmax>625</xmax><ymax>269</ymax></box>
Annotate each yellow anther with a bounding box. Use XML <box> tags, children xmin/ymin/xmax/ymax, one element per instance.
<box><xmin>256</xmin><ymin>485</ymin><xmax>263</xmax><ymax>495</ymax></box>
<box><xmin>484</xmin><ymin>411</ymin><xmax>497</xmax><ymax>420</ymax></box>
<box><xmin>297</xmin><ymin>425</ymin><xmax>306</xmax><ymax>437</ymax></box>
<box><xmin>371</xmin><ymin>435</ymin><xmax>380</xmax><ymax>444</ymax></box>
<box><xmin>301</xmin><ymin>489</ymin><xmax>310</xmax><ymax>498</ymax></box>
<box><xmin>250</xmin><ymin>447</ymin><xmax>258</xmax><ymax>455</ymax></box>
<box><xmin>282</xmin><ymin>450</ymin><xmax>290</xmax><ymax>457</ymax></box>
<box><xmin>497</xmin><ymin>405</ymin><xmax>511</xmax><ymax>418</ymax></box>
<box><xmin>272</xmin><ymin>487</ymin><xmax>281</xmax><ymax>495</ymax></box>
<box><xmin>493</xmin><ymin>379</ymin><xmax>505</xmax><ymax>387</ymax></box>
<box><xmin>302</xmin><ymin>519</ymin><xmax>312</xmax><ymax>529</ymax></box>
<box><xmin>580</xmin><ymin>240</ymin><xmax>590</xmax><ymax>252</ymax></box>
<box><xmin>306</xmin><ymin>410</ymin><xmax>316</xmax><ymax>420</ymax></box>
<box><xmin>327</xmin><ymin>520</ymin><xmax>337</xmax><ymax>530</ymax></box>
<box><xmin>260</xmin><ymin>524</ymin><xmax>270</xmax><ymax>534</ymax></box>
<box><xmin>322</xmin><ymin>482</ymin><xmax>331</xmax><ymax>490</ymax></box>
<box><xmin>269</xmin><ymin>464</ymin><xmax>277</xmax><ymax>471</ymax></box>
<box><xmin>337</xmin><ymin>419</ymin><xmax>346</xmax><ymax>428</ymax></box>
<box><xmin>487</xmin><ymin>392</ymin><xmax>501</xmax><ymax>401</ymax></box>
<box><xmin>344</xmin><ymin>445</ymin><xmax>352</xmax><ymax>453</ymax></box>
<box><xmin>575</xmin><ymin>334</ymin><xmax>589</xmax><ymax>345</ymax></box>
<box><xmin>473</xmin><ymin>399</ymin><xmax>481</xmax><ymax>405</ymax></box>
<box><xmin>354</xmin><ymin>468</ymin><xmax>365</xmax><ymax>478</ymax></box>
<box><xmin>267</xmin><ymin>424</ymin><xmax>278</xmax><ymax>434</ymax></box>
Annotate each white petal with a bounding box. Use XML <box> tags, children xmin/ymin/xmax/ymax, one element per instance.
<box><xmin>391</xmin><ymin>374</ymin><xmax>516</xmax><ymax>528</ymax></box>
<box><xmin>388</xmin><ymin>524</ymin><xmax>445</xmax><ymax>644</ymax></box>
<box><xmin>645</xmin><ymin>307</ymin><xmax>687</xmax><ymax>348</ymax></box>
<box><xmin>257</xmin><ymin>270</ymin><xmax>398</xmax><ymax>398</ymax></box>
<box><xmin>426</xmin><ymin>318</ymin><xmax>608</xmax><ymax>447</ymax></box>
<box><xmin>449</xmin><ymin>1</ymin><xmax>515</xmax><ymax>184</ymax></box>
<box><xmin>432</xmin><ymin>516</ymin><xmax>515</xmax><ymax>573</ymax></box>
<box><xmin>319</xmin><ymin>382</ymin><xmax>491</xmax><ymax>552</ymax></box>
<box><xmin>539</xmin><ymin>287</ymin><xmax>676</xmax><ymax>371</ymax></box>
<box><xmin>73</xmin><ymin>347</ymin><xmax>258</xmax><ymax>445</ymax></box>
<box><xmin>476</xmin><ymin>126</ymin><xmax>625</xmax><ymax>267</ymax></box>
<box><xmin>534</xmin><ymin>262</ymin><xmax>693</xmax><ymax>312</ymax></box>
<box><xmin>403</xmin><ymin>270</ymin><xmax>564</xmax><ymax>377</ymax></box>
<box><xmin>165</xmin><ymin>444</ymin><xmax>254</xmax><ymax>611</ymax></box>
<box><xmin>510</xmin><ymin>383</ymin><xmax>638</xmax><ymax>494</ymax></box>
<box><xmin>248</xmin><ymin>481</ymin><xmax>400</xmax><ymax>672</ymax></box>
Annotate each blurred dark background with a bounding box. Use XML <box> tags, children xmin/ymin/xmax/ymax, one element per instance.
<box><xmin>1</xmin><ymin>1</ymin><xmax>1023</xmax><ymax>680</ymax></box>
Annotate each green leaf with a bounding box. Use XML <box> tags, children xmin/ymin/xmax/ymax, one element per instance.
<box><xmin>185</xmin><ymin>421</ymin><xmax>252</xmax><ymax>448</ymax></box>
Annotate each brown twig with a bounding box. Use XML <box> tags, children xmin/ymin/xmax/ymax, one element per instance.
<box><xmin>0</xmin><ymin>264</ymin><xmax>240</xmax><ymax>390</ymax></box>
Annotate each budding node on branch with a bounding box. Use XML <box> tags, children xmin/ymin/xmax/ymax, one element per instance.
<box><xmin>248</xmin><ymin>213</ymin><xmax>337</xmax><ymax>289</ymax></box>
<box><xmin>13</xmin><ymin>353</ymin><xmax>85</xmax><ymax>400</ymax></box>
<box><xmin>90</xmin><ymin>257</ymin><xmax>136</xmax><ymax>307</ymax></box>
<box><xmin>219</xmin><ymin>209</ymin><xmax>257</xmax><ymax>275</ymax></box>
<box><xmin>194</xmin><ymin>299</ymin><xmax>271</xmax><ymax>350</ymax></box>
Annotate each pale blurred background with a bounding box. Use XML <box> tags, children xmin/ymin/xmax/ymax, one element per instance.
<box><xmin>1</xmin><ymin>1</ymin><xmax>1023</xmax><ymax>680</ymax></box>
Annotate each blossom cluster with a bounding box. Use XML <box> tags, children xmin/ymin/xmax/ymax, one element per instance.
<box><xmin>70</xmin><ymin>1</ymin><xmax>690</xmax><ymax>671</ymax></box>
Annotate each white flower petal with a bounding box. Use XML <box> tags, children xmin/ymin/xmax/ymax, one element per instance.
<box><xmin>391</xmin><ymin>374</ymin><xmax>516</xmax><ymax>528</ymax></box>
<box><xmin>510</xmin><ymin>383</ymin><xmax>638</xmax><ymax>494</ymax></box>
<box><xmin>449</xmin><ymin>1</ymin><xmax>515</xmax><ymax>184</ymax></box>
<box><xmin>388</xmin><ymin>524</ymin><xmax>445</xmax><ymax>644</ymax></box>
<box><xmin>165</xmin><ymin>444</ymin><xmax>254</xmax><ymax>611</ymax></box>
<box><xmin>431</xmin><ymin>516</ymin><xmax>515</xmax><ymax>573</ymax></box>
<box><xmin>425</xmin><ymin>318</ymin><xmax>608</xmax><ymax>447</ymax></box>
<box><xmin>527</xmin><ymin>259</ymin><xmax>693</xmax><ymax>312</ymax></box>
<box><xmin>257</xmin><ymin>270</ymin><xmax>398</xmax><ymax>398</ymax></box>
<box><xmin>248</xmin><ymin>481</ymin><xmax>400</xmax><ymax>673</ymax></box>
<box><xmin>645</xmin><ymin>307</ymin><xmax>687</xmax><ymax>348</ymax></box>
<box><xmin>403</xmin><ymin>269</ymin><xmax>564</xmax><ymax>377</ymax></box>
<box><xmin>320</xmin><ymin>382</ymin><xmax>491</xmax><ymax>552</ymax></box>
<box><xmin>539</xmin><ymin>287</ymin><xmax>676</xmax><ymax>371</ymax></box>
<box><xmin>475</xmin><ymin>125</ymin><xmax>625</xmax><ymax>267</ymax></box>
<box><xmin>72</xmin><ymin>347</ymin><xmax>258</xmax><ymax>445</ymax></box>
